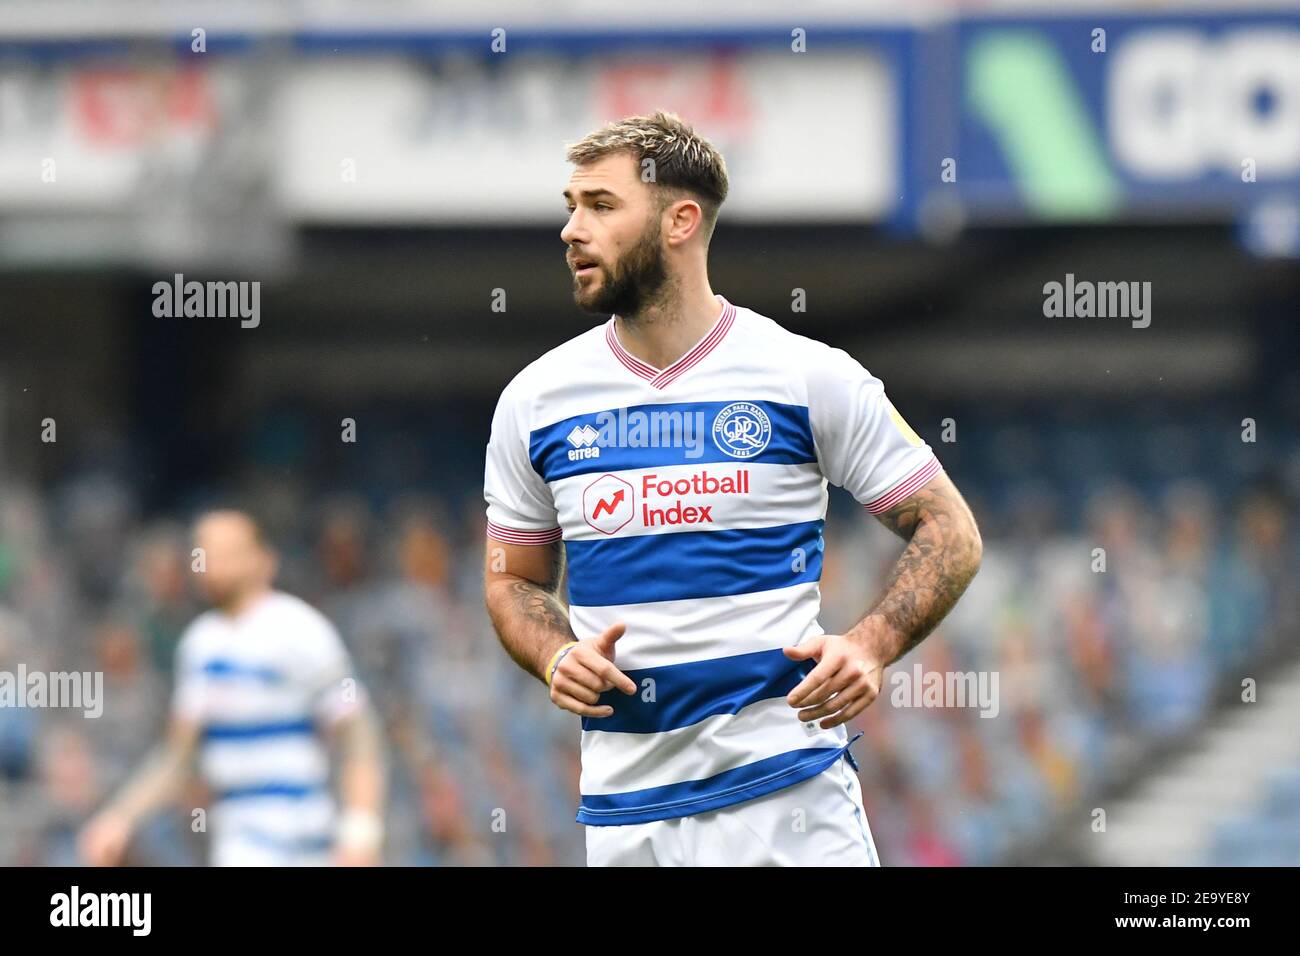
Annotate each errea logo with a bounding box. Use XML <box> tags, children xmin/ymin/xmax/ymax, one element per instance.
<box><xmin>567</xmin><ymin>424</ymin><xmax>601</xmax><ymax>462</ymax></box>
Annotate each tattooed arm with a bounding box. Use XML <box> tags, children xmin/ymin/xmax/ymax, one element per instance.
<box><xmin>483</xmin><ymin>537</ymin><xmax>573</xmax><ymax>679</ymax></box>
<box><xmin>484</xmin><ymin>537</ymin><xmax>635</xmax><ymax>717</ymax></box>
<box><xmin>786</xmin><ymin>470</ymin><xmax>982</xmax><ymax>728</ymax></box>
<box><xmin>854</xmin><ymin>470</ymin><xmax>983</xmax><ymax>665</ymax></box>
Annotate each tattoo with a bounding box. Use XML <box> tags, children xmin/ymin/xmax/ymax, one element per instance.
<box><xmin>504</xmin><ymin>578</ymin><xmax>569</xmax><ymax>634</ymax></box>
<box><xmin>865</xmin><ymin>472</ymin><xmax>982</xmax><ymax>664</ymax></box>
<box><xmin>485</xmin><ymin>540</ymin><xmax>576</xmax><ymax>681</ymax></box>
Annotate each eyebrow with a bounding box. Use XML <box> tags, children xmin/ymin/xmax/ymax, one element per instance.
<box><xmin>562</xmin><ymin>187</ymin><xmax>619</xmax><ymax>203</ymax></box>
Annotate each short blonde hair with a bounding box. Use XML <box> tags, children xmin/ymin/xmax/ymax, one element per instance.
<box><xmin>566</xmin><ymin>110</ymin><xmax>730</xmax><ymax>242</ymax></box>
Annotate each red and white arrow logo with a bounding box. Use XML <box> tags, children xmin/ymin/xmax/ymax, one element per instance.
<box><xmin>583</xmin><ymin>474</ymin><xmax>635</xmax><ymax>535</ymax></box>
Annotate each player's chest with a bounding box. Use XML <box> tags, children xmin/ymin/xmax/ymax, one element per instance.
<box><xmin>192</xmin><ymin>634</ymin><xmax>307</xmax><ymax>705</ymax></box>
<box><xmin>531</xmin><ymin>398</ymin><xmax>827</xmax><ymax>540</ymax></box>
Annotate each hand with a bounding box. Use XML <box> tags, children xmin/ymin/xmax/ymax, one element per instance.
<box><xmin>548</xmin><ymin>623</ymin><xmax>637</xmax><ymax>718</ymax></box>
<box><xmin>784</xmin><ymin>634</ymin><xmax>885</xmax><ymax>729</ymax></box>
<box><xmin>79</xmin><ymin>810</ymin><xmax>134</xmax><ymax>867</ymax></box>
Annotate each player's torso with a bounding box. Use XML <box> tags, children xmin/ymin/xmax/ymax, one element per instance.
<box><xmin>186</xmin><ymin>601</ymin><xmax>326</xmax><ymax>730</ymax></box>
<box><xmin>523</xmin><ymin>309</ymin><xmax>832</xmax><ymax>668</ymax></box>
<box><xmin>182</xmin><ymin>596</ymin><xmax>335</xmax><ymax>843</ymax></box>
<box><xmin>515</xmin><ymin>304</ymin><xmax>858</xmax><ymax>823</ymax></box>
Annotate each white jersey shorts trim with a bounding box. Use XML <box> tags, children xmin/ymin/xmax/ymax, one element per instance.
<box><xmin>585</xmin><ymin>755</ymin><xmax>879</xmax><ymax>867</ymax></box>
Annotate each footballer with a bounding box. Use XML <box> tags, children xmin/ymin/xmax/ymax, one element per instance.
<box><xmin>80</xmin><ymin>510</ymin><xmax>386</xmax><ymax>867</ymax></box>
<box><xmin>483</xmin><ymin>112</ymin><xmax>982</xmax><ymax>866</ymax></box>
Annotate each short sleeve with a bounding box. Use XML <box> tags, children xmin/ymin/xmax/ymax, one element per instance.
<box><xmin>301</xmin><ymin>614</ymin><xmax>366</xmax><ymax>726</ymax></box>
<box><xmin>483</xmin><ymin>380</ymin><xmax>561</xmax><ymax>543</ymax></box>
<box><xmin>170</xmin><ymin>625</ymin><xmax>207</xmax><ymax>722</ymax></box>
<box><xmin>807</xmin><ymin>346</ymin><xmax>943</xmax><ymax>514</ymax></box>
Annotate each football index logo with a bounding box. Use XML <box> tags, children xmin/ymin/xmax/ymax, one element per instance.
<box><xmin>583</xmin><ymin>474</ymin><xmax>634</xmax><ymax>534</ymax></box>
<box><xmin>712</xmin><ymin>402</ymin><xmax>772</xmax><ymax>459</ymax></box>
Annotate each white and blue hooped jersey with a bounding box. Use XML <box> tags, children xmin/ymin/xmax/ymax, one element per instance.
<box><xmin>172</xmin><ymin>591</ymin><xmax>363</xmax><ymax>858</ymax></box>
<box><xmin>484</xmin><ymin>295</ymin><xmax>942</xmax><ymax>827</ymax></box>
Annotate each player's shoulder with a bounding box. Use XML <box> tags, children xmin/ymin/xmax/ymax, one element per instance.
<box><xmin>174</xmin><ymin>608</ymin><xmax>224</xmax><ymax>668</ymax></box>
<box><xmin>501</xmin><ymin>323</ymin><xmax>607</xmax><ymax>396</ymax></box>
<box><xmin>491</xmin><ymin>323</ymin><xmax>609</xmax><ymax>432</ymax></box>
<box><xmin>261</xmin><ymin>591</ymin><xmax>339</xmax><ymax>638</ymax></box>
<box><xmin>178</xmin><ymin>606</ymin><xmax>223</xmax><ymax>642</ymax></box>
<box><xmin>731</xmin><ymin>304</ymin><xmax>864</xmax><ymax>378</ymax></box>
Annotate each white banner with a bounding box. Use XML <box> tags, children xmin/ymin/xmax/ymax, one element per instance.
<box><xmin>273</xmin><ymin>50</ymin><xmax>898</xmax><ymax>223</ymax></box>
<box><xmin>0</xmin><ymin>61</ymin><xmax>264</xmax><ymax>209</ymax></box>
<box><xmin>0</xmin><ymin>60</ymin><xmax>286</xmax><ymax>266</ymax></box>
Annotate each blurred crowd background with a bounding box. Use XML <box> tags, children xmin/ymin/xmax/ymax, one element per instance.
<box><xmin>1</xmin><ymin>0</ymin><xmax>1299</xmax><ymax>866</ymax></box>
<box><xmin>0</xmin><ymin>413</ymin><xmax>1296</xmax><ymax>865</ymax></box>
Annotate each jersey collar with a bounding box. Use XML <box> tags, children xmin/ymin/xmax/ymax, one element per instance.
<box><xmin>605</xmin><ymin>294</ymin><xmax>736</xmax><ymax>390</ymax></box>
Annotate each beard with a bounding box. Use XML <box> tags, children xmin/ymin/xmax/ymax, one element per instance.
<box><xmin>198</xmin><ymin>581</ymin><xmax>240</xmax><ymax>611</ymax></box>
<box><xmin>571</xmin><ymin>217</ymin><xmax>669</xmax><ymax>318</ymax></box>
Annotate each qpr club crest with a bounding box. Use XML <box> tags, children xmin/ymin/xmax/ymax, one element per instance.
<box><xmin>711</xmin><ymin>402</ymin><xmax>772</xmax><ymax>459</ymax></box>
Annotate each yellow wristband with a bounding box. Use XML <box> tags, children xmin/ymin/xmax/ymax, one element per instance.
<box><xmin>544</xmin><ymin>641</ymin><xmax>580</xmax><ymax>686</ymax></box>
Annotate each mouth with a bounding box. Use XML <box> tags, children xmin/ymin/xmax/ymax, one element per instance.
<box><xmin>570</xmin><ymin>256</ymin><xmax>600</xmax><ymax>278</ymax></box>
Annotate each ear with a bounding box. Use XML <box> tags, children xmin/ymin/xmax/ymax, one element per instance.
<box><xmin>663</xmin><ymin>197</ymin><xmax>705</xmax><ymax>247</ymax></box>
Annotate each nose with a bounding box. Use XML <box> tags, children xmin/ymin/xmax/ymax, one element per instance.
<box><xmin>561</xmin><ymin>207</ymin><xmax>586</xmax><ymax>246</ymax></box>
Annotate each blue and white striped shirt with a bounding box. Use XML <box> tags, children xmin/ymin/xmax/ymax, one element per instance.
<box><xmin>173</xmin><ymin>591</ymin><xmax>361</xmax><ymax>854</ymax></box>
<box><xmin>485</xmin><ymin>296</ymin><xmax>941</xmax><ymax>825</ymax></box>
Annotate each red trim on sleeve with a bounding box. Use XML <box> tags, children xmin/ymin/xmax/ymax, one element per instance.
<box><xmin>486</xmin><ymin>521</ymin><xmax>564</xmax><ymax>545</ymax></box>
<box><xmin>863</xmin><ymin>457</ymin><xmax>943</xmax><ymax>515</ymax></box>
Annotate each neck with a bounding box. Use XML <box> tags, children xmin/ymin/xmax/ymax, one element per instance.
<box><xmin>222</xmin><ymin>585</ymin><xmax>271</xmax><ymax>618</ymax></box>
<box><xmin>614</xmin><ymin>278</ymin><xmax>720</xmax><ymax>370</ymax></box>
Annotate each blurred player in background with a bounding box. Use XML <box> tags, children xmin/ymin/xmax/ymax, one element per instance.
<box><xmin>79</xmin><ymin>510</ymin><xmax>386</xmax><ymax>867</ymax></box>
<box><xmin>483</xmin><ymin>112</ymin><xmax>983</xmax><ymax>866</ymax></box>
